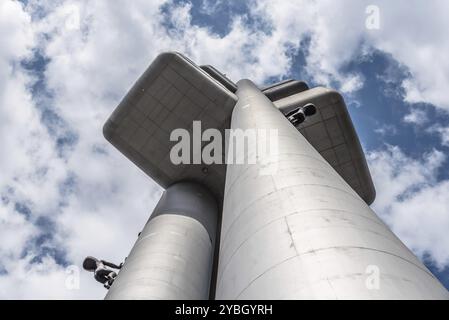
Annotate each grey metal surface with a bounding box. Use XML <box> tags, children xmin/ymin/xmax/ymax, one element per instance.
<box><xmin>262</xmin><ymin>80</ymin><xmax>309</xmax><ymax>102</ymax></box>
<box><xmin>103</xmin><ymin>52</ymin><xmax>237</xmax><ymax>201</ymax></box>
<box><xmin>274</xmin><ymin>87</ymin><xmax>376</xmax><ymax>205</ymax></box>
<box><xmin>261</xmin><ymin>79</ymin><xmax>294</xmax><ymax>91</ymax></box>
<box><xmin>215</xmin><ymin>79</ymin><xmax>449</xmax><ymax>299</ymax></box>
<box><xmin>200</xmin><ymin>65</ymin><xmax>237</xmax><ymax>93</ymax></box>
<box><xmin>105</xmin><ymin>182</ymin><xmax>218</xmax><ymax>300</ymax></box>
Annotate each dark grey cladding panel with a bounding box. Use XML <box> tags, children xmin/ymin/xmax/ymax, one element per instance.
<box><xmin>262</xmin><ymin>80</ymin><xmax>309</xmax><ymax>102</ymax></box>
<box><xmin>200</xmin><ymin>65</ymin><xmax>237</xmax><ymax>93</ymax></box>
<box><xmin>261</xmin><ymin>79</ymin><xmax>295</xmax><ymax>91</ymax></box>
<box><xmin>103</xmin><ymin>52</ymin><xmax>237</xmax><ymax>202</ymax></box>
<box><xmin>274</xmin><ymin>87</ymin><xmax>376</xmax><ymax>205</ymax></box>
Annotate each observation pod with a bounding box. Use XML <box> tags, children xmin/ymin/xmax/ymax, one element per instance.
<box><xmin>101</xmin><ymin>52</ymin><xmax>449</xmax><ymax>300</ymax></box>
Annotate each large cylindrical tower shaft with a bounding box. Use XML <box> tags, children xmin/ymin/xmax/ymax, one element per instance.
<box><xmin>106</xmin><ymin>182</ymin><xmax>218</xmax><ymax>300</ymax></box>
<box><xmin>215</xmin><ymin>79</ymin><xmax>448</xmax><ymax>299</ymax></box>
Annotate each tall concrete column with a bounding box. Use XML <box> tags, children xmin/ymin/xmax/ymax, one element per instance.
<box><xmin>106</xmin><ymin>182</ymin><xmax>218</xmax><ymax>300</ymax></box>
<box><xmin>215</xmin><ymin>79</ymin><xmax>449</xmax><ymax>299</ymax></box>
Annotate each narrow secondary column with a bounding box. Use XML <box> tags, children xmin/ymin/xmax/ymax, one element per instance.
<box><xmin>215</xmin><ymin>79</ymin><xmax>449</xmax><ymax>299</ymax></box>
<box><xmin>106</xmin><ymin>182</ymin><xmax>218</xmax><ymax>300</ymax></box>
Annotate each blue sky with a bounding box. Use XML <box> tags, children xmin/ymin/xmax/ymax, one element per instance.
<box><xmin>1</xmin><ymin>0</ymin><xmax>449</xmax><ymax>298</ymax></box>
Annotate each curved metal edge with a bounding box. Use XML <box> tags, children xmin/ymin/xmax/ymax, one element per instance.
<box><xmin>200</xmin><ymin>65</ymin><xmax>237</xmax><ymax>93</ymax></box>
<box><xmin>328</xmin><ymin>89</ymin><xmax>376</xmax><ymax>205</ymax></box>
<box><xmin>263</xmin><ymin>80</ymin><xmax>309</xmax><ymax>102</ymax></box>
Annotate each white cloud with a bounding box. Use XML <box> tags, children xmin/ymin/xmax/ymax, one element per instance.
<box><xmin>0</xmin><ymin>202</ymin><xmax>38</xmax><ymax>259</ymax></box>
<box><xmin>0</xmin><ymin>1</ymin><xmax>34</xmax><ymax>64</ymax></box>
<box><xmin>0</xmin><ymin>0</ymin><xmax>77</xmax><ymax>299</ymax></box>
<box><xmin>374</xmin><ymin>124</ymin><xmax>397</xmax><ymax>137</ymax></box>
<box><xmin>427</xmin><ymin>125</ymin><xmax>449</xmax><ymax>147</ymax></box>
<box><xmin>403</xmin><ymin>108</ymin><xmax>429</xmax><ymax>126</ymax></box>
<box><xmin>0</xmin><ymin>0</ymin><xmax>166</xmax><ymax>299</ymax></box>
<box><xmin>254</xmin><ymin>0</ymin><xmax>449</xmax><ymax>110</ymax></box>
<box><xmin>159</xmin><ymin>2</ymin><xmax>295</xmax><ymax>84</ymax></box>
<box><xmin>339</xmin><ymin>73</ymin><xmax>364</xmax><ymax>94</ymax></box>
<box><xmin>368</xmin><ymin>145</ymin><xmax>449</xmax><ymax>269</ymax></box>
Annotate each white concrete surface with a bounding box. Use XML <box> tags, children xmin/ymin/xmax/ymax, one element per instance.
<box><xmin>106</xmin><ymin>182</ymin><xmax>217</xmax><ymax>300</ymax></box>
<box><xmin>215</xmin><ymin>79</ymin><xmax>449</xmax><ymax>300</ymax></box>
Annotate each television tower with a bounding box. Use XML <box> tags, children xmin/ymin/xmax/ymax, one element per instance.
<box><xmin>96</xmin><ymin>52</ymin><xmax>448</xmax><ymax>299</ymax></box>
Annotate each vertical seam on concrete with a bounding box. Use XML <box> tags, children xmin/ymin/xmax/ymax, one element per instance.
<box><xmin>284</xmin><ymin>216</ymin><xmax>299</xmax><ymax>256</ymax></box>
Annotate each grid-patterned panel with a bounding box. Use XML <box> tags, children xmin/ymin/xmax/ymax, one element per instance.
<box><xmin>104</xmin><ymin>52</ymin><xmax>237</xmax><ymax>201</ymax></box>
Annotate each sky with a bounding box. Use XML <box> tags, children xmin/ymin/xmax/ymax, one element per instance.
<box><xmin>1</xmin><ymin>0</ymin><xmax>449</xmax><ymax>299</ymax></box>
